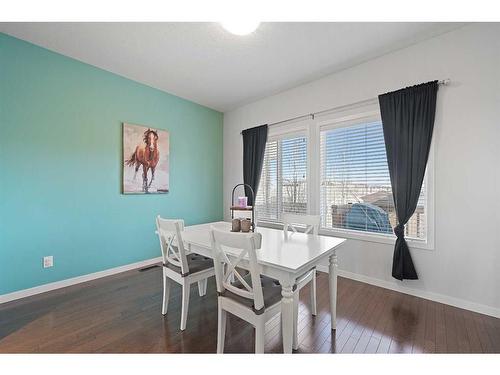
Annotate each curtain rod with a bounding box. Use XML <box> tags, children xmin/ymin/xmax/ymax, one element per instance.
<box><xmin>240</xmin><ymin>79</ymin><xmax>450</xmax><ymax>134</ymax></box>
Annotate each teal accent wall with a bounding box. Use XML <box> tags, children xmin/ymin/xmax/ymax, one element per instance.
<box><xmin>0</xmin><ymin>33</ymin><xmax>223</xmax><ymax>295</ymax></box>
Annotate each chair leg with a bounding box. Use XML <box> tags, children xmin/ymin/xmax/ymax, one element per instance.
<box><xmin>180</xmin><ymin>281</ymin><xmax>190</xmax><ymax>331</ymax></box>
<box><xmin>293</xmin><ymin>290</ymin><xmax>299</xmax><ymax>350</ymax></box>
<box><xmin>197</xmin><ymin>278</ymin><xmax>208</xmax><ymax>297</ymax></box>
<box><xmin>217</xmin><ymin>303</ymin><xmax>227</xmax><ymax>354</ymax></box>
<box><xmin>310</xmin><ymin>270</ymin><xmax>317</xmax><ymax>316</ymax></box>
<box><xmin>255</xmin><ymin>319</ymin><xmax>265</xmax><ymax>354</ymax></box>
<box><xmin>161</xmin><ymin>276</ymin><xmax>171</xmax><ymax>315</ymax></box>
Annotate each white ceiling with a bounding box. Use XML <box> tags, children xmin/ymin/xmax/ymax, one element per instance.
<box><xmin>0</xmin><ymin>22</ymin><xmax>464</xmax><ymax>112</ymax></box>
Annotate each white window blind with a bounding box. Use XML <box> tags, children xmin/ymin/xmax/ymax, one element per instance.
<box><xmin>320</xmin><ymin>120</ymin><xmax>426</xmax><ymax>240</ymax></box>
<box><xmin>255</xmin><ymin>135</ymin><xmax>307</xmax><ymax>223</ymax></box>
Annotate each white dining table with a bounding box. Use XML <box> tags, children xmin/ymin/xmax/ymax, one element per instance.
<box><xmin>181</xmin><ymin>221</ymin><xmax>346</xmax><ymax>353</ymax></box>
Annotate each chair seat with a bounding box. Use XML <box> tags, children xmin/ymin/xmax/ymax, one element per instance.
<box><xmin>163</xmin><ymin>253</ymin><xmax>214</xmax><ymax>276</ymax></box>
<box><xmin>221</xmin><ymin>274</ymin><xmax>282</xmax><ymax>314</ymax></box>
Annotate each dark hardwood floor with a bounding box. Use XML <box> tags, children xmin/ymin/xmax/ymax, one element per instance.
<box><xmin>0</xmin><ymin>266</ymin><xmax>499</xmax><ymax>353</ymax></box>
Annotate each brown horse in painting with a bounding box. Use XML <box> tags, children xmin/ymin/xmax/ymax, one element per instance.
<box><xmin>125</xmin><ymin>129</ymin><xmax>160</xmax><ymax>193</ymax></box>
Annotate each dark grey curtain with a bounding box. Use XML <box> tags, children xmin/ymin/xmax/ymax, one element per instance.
<box><xmin>242</xmin><ymin>125</ymin><xmax>268</xmax><ymax>206</ymax></box>
<box><xmin>378</xmin><ymin>81</ymin><xmax>438</xmax><ymax>281</ymax></box>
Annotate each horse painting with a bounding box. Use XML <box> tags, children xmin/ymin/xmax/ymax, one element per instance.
<box><xmin>123</xmin><ymin>123</ymin><xmax>169</xmax><ymax>194</ymax></box>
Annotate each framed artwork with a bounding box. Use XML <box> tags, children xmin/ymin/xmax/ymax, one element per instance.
<box><xmin>122</xmin><ymin>122</ymin><xmax>169</xmax><ymax>194</ymax></box>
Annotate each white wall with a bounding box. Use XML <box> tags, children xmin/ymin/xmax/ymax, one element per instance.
<box><xmin>223</xmin><ymin>24</ymin><xmax>500</xmax><ymax>317</ymax></box>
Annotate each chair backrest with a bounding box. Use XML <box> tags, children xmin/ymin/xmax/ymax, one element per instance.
<box><xmin>156</xmin><ymin>216</ymin><xmax>189</xmax><ymax>275</ymax></box>
<box><xmin>210</xmin><ymin>228</ymin><xmax>264</xmax><ymax>311</ymax></box>
<box><xmin>283</xmin><ymin>213</ymin><xmax>320</xmax><ymax>235</ymax></box>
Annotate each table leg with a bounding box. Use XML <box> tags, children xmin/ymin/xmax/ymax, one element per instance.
<box><xmin>280</xmin><ymin>280</ymin><xmax>294</xmax><ymax>353</ymax></box>
<box><xmin>329</xmin><ymin>252</ymin><xmax>338</xmax><ymax>330</ymax></box>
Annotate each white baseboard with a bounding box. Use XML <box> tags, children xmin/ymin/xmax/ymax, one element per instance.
<box><xmin>0</xmin><ymin>257</ymin><xmax>163</xmax><ymax>305</ymax></box>
<box><xmin>3</xmin><ymin>259</ymin><xmax>498</xmax><ymax>320</ymax></box>
<box><xmin>317</xmin><ymin>265</ymin><xmax>500</xmax><ymax>319</ymax></box>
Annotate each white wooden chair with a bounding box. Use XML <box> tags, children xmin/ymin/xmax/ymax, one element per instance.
<box><xmin>156</xmin><ymin>216</ymin><xmax>215</xmax><ymax>331</ymax></box>
<box><xmin>210</xmin><ymin>228</ymin><xmax>282</xmax><ymax>354</ymax></box>
<box><xmin>283</xmin><ymin>213</ymin><xmax>320</xmax><ymax>350</ymax></box>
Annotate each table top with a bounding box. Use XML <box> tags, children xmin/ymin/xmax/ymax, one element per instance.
<box><xmin>182</xmin><ymin>221</ymin><xmax>346</xmax><ymax>273</ymax></box>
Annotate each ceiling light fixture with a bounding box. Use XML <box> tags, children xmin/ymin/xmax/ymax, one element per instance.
<box><xmin>220</xmin><ymin>21</ymin><xmax>260</xmax><ymax>36</ymax></box>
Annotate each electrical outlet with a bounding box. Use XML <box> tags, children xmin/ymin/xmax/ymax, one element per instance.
<box><xmin>43</xmin><ymin>256</ymin><xmax>53</xmax><ymax>268</ymax></box>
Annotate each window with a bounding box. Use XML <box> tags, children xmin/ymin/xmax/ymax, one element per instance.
<box><xmin>320</xmin><ymin>118</ymin><xmax>427</xmax><ymax>240</ymax></box>
<box><xmin>255</xmin><ymin>134</ymin><xmax>307</xmax><ymax>223</ymax></box>
<box><xmin>253</xmin><ymin>105</ymin><xmax>432</xmax><ymax>248</ymax></box>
